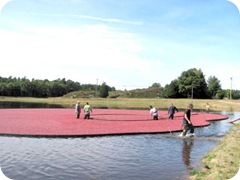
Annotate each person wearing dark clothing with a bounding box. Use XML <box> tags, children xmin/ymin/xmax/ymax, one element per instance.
<box><xmin>179</xmin><ymin>103</ymin><xmax>194</xmax><ymax>137</ymax></box>
<box><xmin>168</xmin><ymin>103</ymin><xmax>178</xmax><ymax>119</ymax></box>
<box><xmin>182</xmin><ymin>139</ymin><xmax>194</xmax><ymax>170</ymax></box>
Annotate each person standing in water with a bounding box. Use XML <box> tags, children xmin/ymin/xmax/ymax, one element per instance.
<box><xmin>179</xmin><ymin>103</ymin><xmax>194</xmax><ymax>137</ymax></box>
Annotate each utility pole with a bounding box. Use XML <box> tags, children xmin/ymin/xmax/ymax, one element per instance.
<box><xmin>96</xmin><ymin>79</ymin><xmax>98</xmax><ymax>94</ymax></box>
<box><xmin>191</xmin><ymin>86</ymin><xmax>193</xmax><ymax>99</ymax></box>
<box><xmin>230</xmin><ymin>77</ymin><xmax>232</xmax><ymax>100</ymax></box>
<box><xmin>191</xmin><ymin>84</ymin><xmax>199</xmax><ymax>99</ymax></box>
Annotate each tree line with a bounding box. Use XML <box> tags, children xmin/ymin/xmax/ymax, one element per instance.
<box><xmin>0</xmin><ymin>76</ymin><xmax>115</xmax><ymax>98</ymax></box>
<box><xmin>163</xmin><ymin>68</ymin><xmax>240</xmax><ymax>99</ymax></box>
<box><xmin>0</xmin><ymin>68</ymin><xmax>239</xmax><ymax>99</ymax></box>
<box><xmin>120</xmin><ymin>68</ymin><xmax>239</xmax><ymax>99</ymax></box>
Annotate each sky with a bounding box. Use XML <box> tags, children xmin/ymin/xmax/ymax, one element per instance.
<box><xmin>0</xmin><ymin>0</ymin><xmax>240</xmax><ymax>90</ymax></box>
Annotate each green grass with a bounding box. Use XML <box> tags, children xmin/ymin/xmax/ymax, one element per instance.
<box><xmin>0</xmin><ymin>96</ymin><xmax>240</xmax><ymax>111</ymax></box>
<box><xmin>190</xmin><ymin>124</ymin><xmax>240</xmax><ymax>180</ymax></box>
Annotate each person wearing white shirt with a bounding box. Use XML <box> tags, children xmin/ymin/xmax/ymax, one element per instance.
<box><xmin>149</xmin><ymin>105</ymin><xmax>158</xmax><ymax>120</ymax></box>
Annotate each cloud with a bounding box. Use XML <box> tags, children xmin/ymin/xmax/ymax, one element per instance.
<box><xmin>2</xmin><ymin>1</ymin><xmax>238</xmax><ymax>90</ymax></box>
<box><xmin>190</xmin><ymin>59</ymin><xmax>240</xmax><ymax>90</ymax></box>
<box><xmin>0</xmin><ymin>23</ymin><xmax>162</xmax><ymax>89</ymax></box>
<box><xmin>11</xmin><ymin>11</ymin><xmax>143</xmax><ymax>26</ymax></box>
<box><xmin>73</xmin><ymin>14</ymin><xmax>143</xmax><ymax>26</ymax></box>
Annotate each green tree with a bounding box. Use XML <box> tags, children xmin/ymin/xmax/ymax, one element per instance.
<box><xmin>233</xmin><ymin>90</ymin><xmax>240</xmax><ymax>99</ymax></box>
<box><xmin>215</xmin><ymin>89</ymin><xmax>224</xmax><ymax>99</ymax></box>
<box><xmin>149</xmin><ymin>83</ymin><xmax>161</xmax><ymax>88</ymax></box>
<box><xmin>227</xmin><ymin>90</ymin><xmax>240</xmax><ymax>99</ymax></box>
<box><xmin>207</xmin><ymin>76</ymin><xmax>222</xmax><ymax>99</ymax></box>
<box><xmin>0</xmin><ymin>76</ymin><xmax>83</xmax><ymax>97</ymax></box>
<box><xmin>164</xmin><ymin>79</ymin><xmax>182</xmax><ymax>98</ymax></box>
<box><xmin>178</xmin><ymin>68</ymin><xmax>208</xmax><ymax>98</ymax></box>
<box><xmin>66</xmin><ymin>80</ymin><xmax>81</xmax><ymax>93</ymax></box>
<box><xmin>99</xmin><ymin>82</ymin><xmax>109</xmax><ymax>98</ymax></box>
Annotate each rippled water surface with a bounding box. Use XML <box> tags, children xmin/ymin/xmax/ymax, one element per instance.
<box><xmin>1</xmin><ymin>108</ymin><xmax>239</xmax><ymax>180</ymax></box>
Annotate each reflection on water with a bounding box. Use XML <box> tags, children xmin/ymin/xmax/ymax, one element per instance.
<box><xmin>0</xmin><ymin>101</ymin><xmax>63</xmax><ymax>108</ymax></box>
<box><xmin>0</xmin><ymin>135</ymin><xmax>218</xmax><ymax>180</ymax></box>
<box><xmin>182</xmin><ymin>139</ymin><xmax>194</xmax><ymax>170</ymax></box>
<box><xmin>0</xmin><ymin>102</ymin><xmax>239</xmax><ymax>180</ymax></box>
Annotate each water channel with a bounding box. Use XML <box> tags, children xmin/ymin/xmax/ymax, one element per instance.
<box><xmin>0</xmin><ymin>102</ymin><xmax>239</xmax><ymax>180</ymax></box>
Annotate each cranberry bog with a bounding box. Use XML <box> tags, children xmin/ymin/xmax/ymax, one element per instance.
<box><xmin>0</xmin><ymin>108</ymin><xmax>228</xmax><ymax>137</ymax></box>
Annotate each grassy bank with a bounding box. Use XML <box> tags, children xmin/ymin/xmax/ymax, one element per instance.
<box><xmin>0</xmin><ymin>96</ymin><xmax>240</xmax><ymax>111</ymax></box>
<box><xmin>190</xmin><ymin>123</ymin><xmax>240</xmax><ymax>180</ymax></box>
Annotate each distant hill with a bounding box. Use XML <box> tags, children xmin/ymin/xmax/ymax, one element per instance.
<box><xmin>63</xmin><ymin>87</ymin><xmax>164</xmax><ymax>98</ymax></box>
<box><xmin>63</xmin><ymin>90</ymin><xmax>97</xmax><ymax>98</ymax></box>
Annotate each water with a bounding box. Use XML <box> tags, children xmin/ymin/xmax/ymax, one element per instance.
<box><xmin>0</xmin><ymin>135</ymin><xmax>220</xmax><ymax>180</ymax></box>
<box><xmin>0</xmin><ymin>101</ymin><xmax>63</xmax><ymax>109</ymax></box>
<box><xmin>0</xmin><ymin>102</ymin><xmax>239</xmax><ymax>180</ymax></box>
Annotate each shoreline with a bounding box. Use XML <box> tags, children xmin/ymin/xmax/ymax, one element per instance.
<box><xmin>190</xmin><ymin>123</ymin><xmax>240</xmax><ymax>180</ymax></box>
<box><xmin>1</xmin><ymin>96</ymin><xmax>240</xmax><ymax>112</ymax></box>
